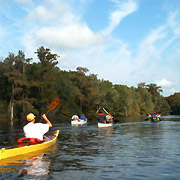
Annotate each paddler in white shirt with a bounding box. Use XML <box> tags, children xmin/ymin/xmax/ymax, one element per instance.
<box><xmin>23</xmin><ymin>113</ymin><xmax>52</xmax><ymax>141</ymax></box>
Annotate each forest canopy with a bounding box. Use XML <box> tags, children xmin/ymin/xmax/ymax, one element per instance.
<box><xmin>0</xmin><ymin>46</ymin><xmax>178</xmax><ymax>121</ymax></box>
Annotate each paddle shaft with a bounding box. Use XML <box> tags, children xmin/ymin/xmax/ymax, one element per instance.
<box><xmin>96</xmin><ymin>106</ymin><xmax>101</xmax><ymax>114</ymax></box>
<box><xmin>103</xmin><ymin>108</ymin><xmax>109</xmax><ymax>114</ymax></box>
<box><xmin>103</xmin><ymin>108</ymin><xmax>120</xmax><ymax>123</ymax></box>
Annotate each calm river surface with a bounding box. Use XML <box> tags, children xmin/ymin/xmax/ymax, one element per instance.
<box><xmin>0</xmin><ymin>116</ymin><xmax>180</xmax><ymax>179</ymax></box>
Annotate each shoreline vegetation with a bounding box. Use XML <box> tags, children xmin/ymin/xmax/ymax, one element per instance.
<box><xmin>0</xmin><ymin>46</ymin><xmax>180</xmax><ymax>124</ymax></box>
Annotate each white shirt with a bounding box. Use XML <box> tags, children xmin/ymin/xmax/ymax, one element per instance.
<box><xmin>23</xmin><ymin>122</ymin><xmax>49</xmax><ymax>140</ymax></box>
<box><xmin>71</xmin><ymin>115</ymin><xmax>79</xmax><ymax>120</ymax></box>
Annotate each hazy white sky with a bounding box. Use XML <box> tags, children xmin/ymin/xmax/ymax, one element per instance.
<box><xmin>1</xmin><ymin>0</ymin><xmax>180</xmax><ymax>96</ymax></box>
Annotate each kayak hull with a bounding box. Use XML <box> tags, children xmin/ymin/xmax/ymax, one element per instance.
<box><xmin>71</xmin><ymin>120</ymin><xmax>87</xmax><ymax>125</ymax></box>
<box><xmin>0</xmin><ymin>130</ymin><xmax>59</xmax><ymax>160</ymax></box>
<box><xmin>151</xmin><ymin>118</ymin><xmax>160</xmax><ymax>123</ymax></box>
<box><xmin>98</xmin><ymin>122</ymin><xmax>113</xmax><ymax>127</ymax></box>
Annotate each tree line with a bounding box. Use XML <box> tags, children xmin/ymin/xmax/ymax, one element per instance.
<box><xmin>0</xmin><ymin>46</ymin><xmax>179</xmax><ymax>123</ymax></box>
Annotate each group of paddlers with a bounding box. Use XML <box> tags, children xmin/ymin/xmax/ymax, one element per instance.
<box><xmin>145</xmin><ymin>112</ymin><xmax>161</xmax><ymax>121</ymax></box>
<box><xmin>146</xmin><ymin>112</ymin><xmax>161</xmax><ymax>120</ymax></box>
<box><xmin>71</xmin><ymin>113</ymin><xmax>87</xmax><ymax>121</ymax></box>
<box><xmin>71</xmin><ymin>112</ymin><xmax>113</xmax><ymax>124</ymax></box>
<box><xmin>97</xmin><ymin>112</ymin><xmax>113</xmax><ymax>124</ymax></box>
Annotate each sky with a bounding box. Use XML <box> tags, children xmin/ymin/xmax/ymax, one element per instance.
<box><xmin>0</xmin><ymin>0</ymin><xmax>180</xmax><ymax>97</ymax></box>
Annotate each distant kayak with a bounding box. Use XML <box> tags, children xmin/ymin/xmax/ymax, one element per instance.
<box><xmin>145</xmin><ymin>115</ymin><xmax>161</xmax><ymax>123</ymax></box>
<box><xmin>151</xmin><ymin>118</ymin><xmax>161</xmax><ymax>123</ymax></box>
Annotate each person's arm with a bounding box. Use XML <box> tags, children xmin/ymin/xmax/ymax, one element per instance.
<box><xmin>42</xmin><ymin>114</ymin><xmax>52</xmax><ymax>127</ymax></box>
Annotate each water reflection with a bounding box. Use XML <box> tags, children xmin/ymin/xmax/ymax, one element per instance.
<box><xmin>151</xmin><ymin>122</ymin><xmax>160</xmax><ymax>135</ymax></box>
<box><xmin>19</xmin><ymin>154</ymin><xmax>50</xmax><ymax>178</ymax></box>
<box><xmin>0</xmin><ymin>144</ymin><xmax>57</xmax><ymax>179</ymax></box>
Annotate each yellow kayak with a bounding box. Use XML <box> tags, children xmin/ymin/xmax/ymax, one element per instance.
<box><xmin>0</xmin><ymin>130</ymin><xmax>59</xmax><ymax>160</ymax></box>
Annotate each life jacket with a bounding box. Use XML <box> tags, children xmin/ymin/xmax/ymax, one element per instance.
<box><xmin>97</xmin><ymin>113</ymin><xmax>106</xmax><ymax>123</ymax></box>
<box><xmin>17</xmin><ymin>137</ymin><xmax>43</xmax><ymax>144</ymax></box>
<box><xmin>80</xmin><ymin>114</ymin><xmax>86</xmax><ymax>120</ymax></box>
<box><xmin>98</xmin><ymin>113</ymin><xmax>104</xmax><ymax>116</ymax></box>
<box><xmin>152</xmin><ymin>113</ymin><xmax>157</xmax><ymax>118</ymax></box>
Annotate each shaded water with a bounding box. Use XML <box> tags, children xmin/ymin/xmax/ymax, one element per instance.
<box><xmin>0</xmin><ymin>116</ymin><xmax>180</xmax><ymax>179</ymax></box>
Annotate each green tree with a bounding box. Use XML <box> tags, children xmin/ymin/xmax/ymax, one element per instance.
<box><xmin>137</xmin><ymin>84</ymin><xmax>154</xmax><ymax>114</ymax></box>
<box><xmin>4</xmin><ymin>53</ymin><xmax>19</xmax><ymax>122</ymax></box>
<box><xmin>14</xmin><ymin>51</ymin><xmax>33</xmax><ymax>119</ymax></box>
<box><xmin>3</xmin><ymin>51</ymin><xmax>34</xmax><ymax>121</ymax></box>
<box><xmin>166</xmin><ymin>93</ymin><xmax>180</xmax><ymax>115</ymax></box>
<box><xmin>141</xmin><ymin>83</ymin><xmax>170</xmax><ymax>115</ymax></box>
<box><xmin>146</xmin><ymin>83</ymin><xmax>162</xmax><ymax>104</ymax></box>
<box><xmin>0</xmin><ymin>60</ymin><xmax>9</xmax><ymax>117</ymax></box>
<box><xmin>56</xmin><ymin>70</ymin><xmax>79</xmax><ymax>119</ymax></box>
<box><xmin>113</xmin><ymin>84</ymin><xmax>133</xmax><ymax>116</ymax></box>
<box><xmin>34</xmin><ymin>46</ymin><xmax>60</xmax><ymax>114</ymax></box>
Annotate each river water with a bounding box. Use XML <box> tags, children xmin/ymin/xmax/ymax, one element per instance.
<box><xmin>0</xmin><ymin>116</ymin><xmax>180</xmax><ymax>179</ymax></box>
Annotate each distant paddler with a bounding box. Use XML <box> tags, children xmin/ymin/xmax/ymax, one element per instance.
<box><xmin>97</xmin><ymin>112</ymin><xmax>106</xmax><ymax>123</ymax></box>
<box><xmin>71</xmin><ymin>113</ymin><xmax>79</xmax><ymax>121</ymax></box>
<box><xmin>80</xmin><ymin>114</ymin><xmax>87</xmax><ymax>121</ymax></box>
<box><xmin>106</xmin><ymin>113</ymin><xmax>113</xmax><ymax>123</ymax></box>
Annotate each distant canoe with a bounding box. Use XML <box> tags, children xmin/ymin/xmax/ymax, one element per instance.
<box><xmin>98</xmin><ymin>122</ymin><xmax>113</xmax><ymax>128</ymax></box>
<box><xmin>71</xmin><ymin>119</ymin><xmax>87</xmax><ymax>125</ymax></box>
